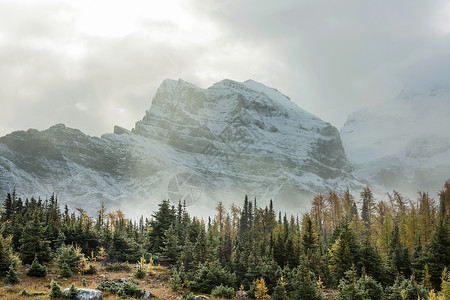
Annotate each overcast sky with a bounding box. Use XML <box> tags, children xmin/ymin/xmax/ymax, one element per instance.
<box><xmin>0</xmin><ymin>0</ymin><xmax>449</xmax><ymax>137</ymax></box>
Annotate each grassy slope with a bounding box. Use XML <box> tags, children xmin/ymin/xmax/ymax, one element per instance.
<box><xmin>0</xmin><ymin>262</ymin><xmax>182</xmax><ymax>299</ymax></box>
<box><xmin>0</xmin><ymin>261</ymin><xmax>339</xmax><ymax>299</ymax></box>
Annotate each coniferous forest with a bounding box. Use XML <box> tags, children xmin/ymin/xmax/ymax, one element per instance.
<box><xmin>0</xmin><ymin>179</ymin><xmax>449</xmax><ymax>299</ymax></box>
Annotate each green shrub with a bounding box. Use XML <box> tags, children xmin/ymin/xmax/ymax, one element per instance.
<box><xmin>97</xmin><ymin>279</ymin><xmax>145</xmax><ymax>298</ymax></box>
<box><xmin>188</xmin><ymin>261</ymin><xmax>236</xmax><ymax>293</ymax></box>
<box><xmin>358</xmin><ymin>275</ymin><xmax>383</xmax><ymax>300</ymax></box>
<box><xmin>82</xmin><ymin>278</ymin><xmax>87</xmax><ymax>287</ymax></box>
<box><xmin>169</xmin><ymin>268</ymin><xmax>184</xmax><ymax>292</ymax></box>
<box><xmin>85</xmin><ymin>264</ymin><xmax>96</xmax><ymax>275</ymax></box>
<box><xmin>272</xmin><ymin>277</ymin><xmax>288</xmax><ymax>300</ymax></box>
<box><xmin>336</xmin><ymin>268</ymin><xmax>383</xmax><ymax>300</ymax></box>
<box><xmin>384</xmin><ymin>276</ymin><xmax>428</xmax><ymax>300</ymax></box>
<box><xmin>55</xmin><ymin>245</ymin><xmax>82</xmax><ymax>271</ymax></box>
<box><xmin>49</xmin><ymin>280</ymin><xmax>63</xmax><ymax>299</ymax></box>
<box><xmin>134</xmin><ymin>266</ymin><xmax>146</xmax><ymax>279</ymax></box>
<box><xmin>60</xmin><ymin>262</ymin><xmax>73</xmax><ymax>278</ymax></box>
<box><xmin>97</xmin><ymin>280</ymin><xmax>121</xmax><ymax>294</ymax></box>
<box><xmin>65</xmin><ymin>283</ymin><xmax>78</xmax><ymax>299</ymax></box>
<box><xmin>211</xmin><ymin>284</ymin><xmax>235</xmax><ymax>298</ymax></box>
<box><xmin>117</xmin><ymin>280</ymin><xmax>145</xmax><ymax>298</ymax></box>
<box><xmin>442</xmin><ymin>268</ymin><xmax>450</xmax><ymax>299</ymax></box>
<box><xmin>105</xmin><ymin>262</ymin><xmax>131</xmax><ymax>272</ymax></box>
<box><xmin>180</xmin><ymin>293</ymin><xmax>195</xmax><ymax>300</ymax></box>
<box><xmin>288</xmin><ymin>269</ymin><xmax>323</xmax><ymax>300</ymax></box>
<box><xmin>27</xmin><ymin>255</ymin><xmax>47</xmax><ymax>277</ymax></box>
<box><xmin>4</xmin><ymin>265</ymin><xmax>20</xmax><ymax>284</ymax></box>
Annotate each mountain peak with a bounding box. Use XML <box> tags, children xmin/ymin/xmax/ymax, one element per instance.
<box><xmin>0</xmin><ymin>78</ymin><xmax>358</xmax><ymax>217</ymax></box>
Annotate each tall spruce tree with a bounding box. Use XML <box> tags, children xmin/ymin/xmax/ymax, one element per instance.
<box><xmin>0</xmin><ymin>243</ymin><xmax>10</xmax><ymax>276</ymax></box>
<box><xmin>360</xmin><ymin>238</ymin><xmax>385</xmax><ymax>285</ymax></box>
<box><xmin>439</xmin><ymin>179</ymin><xmax>450</xmax><ymax>220</ymax></box>
<box><xmin>411</xmin><ymin>235</ymin><xmax>425</xmax><ymax>282</ymax></box>
<box><xmin>302</xmin><ymin>216</ymin><xmax>317</xmax><ymax>255</ymax></box>
<box><xmin>160</xmin><ymin>224</ymin><xmax>180</xmax><ymax>265</ymax></box>
<box><xmin>19</xmin><ymin>210</ymin><xmax>51</xmax><ymax>264</ymax></box>
<box><xmin>181</xmin><ymin>235</ymin><xmax>193</xmax><ymax>271</ymax></box>
<box><xmin>193</xmin><ymin>222</ymin><xmax>208</xmax><ymax>267</ymax></box>
<box><xmin>148</xmin><ymin>199</ymin><xmax>176</xmax><ymax>253</ymax></box>
<box><xmin>2</xmin><ymin>192</ymin><xmax>14</xmax><ymax>221</ymax></box>
<box><xmin>239</xmin><ymin>195</ymin><xmax>250</xmax><ymax>241</ymax></box>
<box><xmin>329</xmin><ymin>221</ymin><xmax>361</xmax><ymax>283</ymax></box>
<box><xmin>425</xmin><ymin>217</ymin><xmax>450</xmax><ymax>290</ymax></box>
<box><xmin>360</xmin><ymin>187</ymin><xmax>374</xmax><ymax>228</ymax></box>
<box><xmin>388</xmin><ymin>223</ymin><xmax>411</xmax><ymax>277</ymax></box>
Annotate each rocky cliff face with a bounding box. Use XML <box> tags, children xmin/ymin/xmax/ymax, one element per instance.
<box><xmin>341</xmin><ymin>86</ymin><xmax>450</xmax><ymax>197</ymax></box>
<box><xmin>0</xmin><ymin>79</ymin><xmax>360</xmax><ymax>216</ymax></box>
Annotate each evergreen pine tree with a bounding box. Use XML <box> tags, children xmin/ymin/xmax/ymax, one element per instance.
<box><xmin>285</xmin><ymin>236</ymin><xmax>299</xmax><ymax>268</ymax></box>
<box><xmin>60</xmin><ymin>261</ymin><xmax>72</xmax><ymax>278</ymax></box>
<box><xmin>302</xmin><ymin>216</ymin><xmax>317</xmax><ymax>255</ymax></box>
<box><xmin>350</xmin><ymin>202</ymin><xmax>358</xmax><ymax>221</ymax></box>
<box><xmin>438</xmin><ymin>179</ymin><xmax>450</xmax><ymax>220</ymax></box>
<box><xmin>360</xmin><ymin>238</ymin><xmax>385</xmax><ymax>285</ymax></box>
<box><xmin>2</xmin><ymin>192</ymin><xmax>14</xmax><ymax>221</ymax></box>
<box><xmin>53</xmin><ymin>230</ymin><xmax>66</xmax><ymax>250</ymax></box>
<box><xmin>272</xmin><ymin>277</ymin><xmax>288</xmax><ymax>300</ymax></box>
<box><xmin>49</xmin><ymin>280</ymin><xmax>63</xmax><ymax>298</ymax></box>
<box><xmin>411</xmin><ymin>235</ymin><xmax>425</xmax><ymax>282</ymax></box>
<box><xmin>360</xmin><ymin>187</ymin><xmax>374</xmax><ymax>228</ymax></box>
<box><xmin>19</xmin><ymin>210</ymin><xmax>51</xmax><ymax>264</ymax></box>
<box><xmin>289</xmin><ymin>268</ymin><xmax>323</xmax><ymax>300</ymax></box>
<box><xmin>181</xmin><ymin>236</ymin><xmax>193</xmax><ymax>271</ymax></box>
<box><xmin>0</xmin><ymin>242</ymin><xmax>11</xmax><ymax>277</ymax></box>
<box><xmin>329</xmin><ymin>221</ymin><xmax>361</xmax><ymax>282</ymax></box>
<box><xmin>161</xmin><ymin>224</ymin><xmax>180</xmax><ymax>265</ymax></box>
<box><xmin>26</xmin><ymin>255</ymin><xmax>47</xmax><ymax>277</ymax></box>
<box><xmin>388</xmin><ymin>223</ymin><xmax>411</xmax><ymax>277</ymax></box>
<box><xmin>239</xmin><ymin>195</ymin><xmax>249</xmax><ymax>241</ymax></box>
<box><xmin>218</xmin><ymin>218</ymin><xmax>233</xmax><ymax>267</ymax></box>
<box><xmin>134</xmin><ymin>266</ymin><xmax>146</xmax><ymax>279</ymax></box>
<box><xmin>193</xmin><ymin>223</ymin><xmax>208</xmax><ymax>266</ymax></box>
<box><xmin>4</xmin><ymin>265</ymin><xmax>20</xmax><ymax>284</ymax></box>
<box><xmin>425</xmin><ymin>217</ymin><xmax>450</xmax><ymax>290</ymax></box>
<box><xmin>148</xmin><ymin>199</ymin><xmax>176</xmax><ymax>253</ymax></box>
<box><xmin>95</xmin><ymin>202</ymin><xmax>106</xmax><ymax>232</ymax></box>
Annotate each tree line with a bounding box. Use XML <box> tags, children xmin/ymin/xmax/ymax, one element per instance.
<box><xmin>0</xmin><ymin>179</ymin><xmax>449</xmax><ymax>299</ymax></box>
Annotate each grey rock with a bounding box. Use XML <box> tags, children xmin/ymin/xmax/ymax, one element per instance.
<box><xmin>118</xmin><ymin>278</ymin><xmax>127</xmax><ymax>283</ymax></box>
<box><xmin>141</xmin><ymin>290</ymin><xmax>154</xmax><ymax>299</ymax></box>
<box><xmin>195</xmin><ymin>296</ymin><xmax>210</xmax><ymax>300</ymax></box>
<box><xmin>62</xmin><ymin>288</ymin><xmax>103</xmax><ymax>300</ymax></box>
<box><xmin>236</xmin><ymin>290</ymin><xmax>247</xmax><ymax>297</ymax></box>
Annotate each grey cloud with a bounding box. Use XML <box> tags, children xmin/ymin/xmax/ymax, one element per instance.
<box><xmin>189</xmin><ymin>0</ymin><xmax>449</xmax><ymax>126</ymax></box>
<box><xmin>0</xmin><ymin>0</ymin><xmax>449</xmax><ymax>137</ymax></box>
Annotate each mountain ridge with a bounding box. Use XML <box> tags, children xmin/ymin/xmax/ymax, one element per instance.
<box><xmin>0</xmin><ymin>78</ymin><xmax>361</xmax><ymax>217</ymax></box>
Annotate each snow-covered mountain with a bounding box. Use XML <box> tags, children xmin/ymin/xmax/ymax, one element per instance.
<box><xmin>341</xmin><ymin>86</ymin><xmax>450</xmax><ymax>197</ymax></box>
<box><xmin>0</xmin><ymin>79</ymin><xmax>361</xmax><ymax>216</ymax></box>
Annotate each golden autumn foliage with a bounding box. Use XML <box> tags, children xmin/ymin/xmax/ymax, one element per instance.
<box><xmin>255</xmin><ymin>278</ymin><xmax>270</xmax><ymax>299</ymax></box>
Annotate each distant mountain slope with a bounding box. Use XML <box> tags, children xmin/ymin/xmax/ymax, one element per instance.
<box><xmin>341</xmin><ymin>86</ymin><xmax>450</xmax><ymax>197</ymax></box>
<box><xmin>0</xmin><ymin>79</ymin><xmax>361</xmax><ymax>216</ymax></box>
